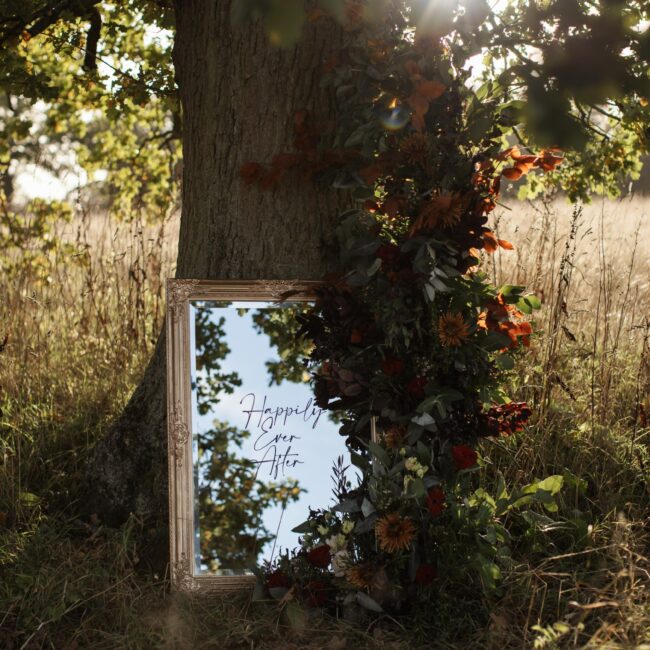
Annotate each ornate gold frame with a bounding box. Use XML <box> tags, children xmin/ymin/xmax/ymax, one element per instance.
<box><xmin>166</xmin><ymin>279</ymin><xmax>319</xmax><ymax>593</ymax></box>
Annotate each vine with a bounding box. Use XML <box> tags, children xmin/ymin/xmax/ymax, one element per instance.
<box><xmin>244</xmin><ymin>3</ymin><xmax>565</xmax><ymax>614</ymax></box>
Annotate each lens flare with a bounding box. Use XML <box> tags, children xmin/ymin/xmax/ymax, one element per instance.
<box><xmin>379</xmin><ymin>105</ymin><xmax>411</xmax><ymax>131</ymax></box>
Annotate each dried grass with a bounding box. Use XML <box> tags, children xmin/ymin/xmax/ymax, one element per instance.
<box><xmin>0</xmin><ymin>197</ymin><xmax>648</xmax><ymax>648</ymax></box>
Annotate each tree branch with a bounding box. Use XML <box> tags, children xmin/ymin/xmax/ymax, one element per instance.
<box><xmin>82</xmin><ymin>5</ymin><xmax>102</xmax><ymax>71</ymax></box>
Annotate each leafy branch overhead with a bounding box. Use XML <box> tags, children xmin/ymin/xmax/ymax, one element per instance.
<box><xmin>235</xmin><ymin>0</ymin><xmax>649</xmax><ymax>200</ymax></box>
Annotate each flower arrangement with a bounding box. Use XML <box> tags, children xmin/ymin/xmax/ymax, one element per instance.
<box><xmin>245</xmin><ymin>1</ymin><xmax>565</xmax><ymax>614</ymax></box>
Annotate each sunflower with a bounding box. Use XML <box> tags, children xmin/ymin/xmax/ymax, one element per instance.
<box><xmin>438</xmin><ymin>312</ymin><xmax>469</xmax><ymax>347</ymax></box>
<box><xmin>383</xmin><ymin>424</ymin><xmax>406</xmax><ymax>449</ymax></box>
<box><xmin>346</xmin><ymin>563</ymin><xmax>376</xmax><ymax>589</ymax></box>
<box><xmin>375</xmin><ymin>512</ymin><xmax>417</xmax><ymax>553</ymax></box>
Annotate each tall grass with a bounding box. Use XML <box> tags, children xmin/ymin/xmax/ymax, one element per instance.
<box><xmin>0</xmin><ymin>197</ymin><xmax>648</xmax><ymax>648</ymax></box>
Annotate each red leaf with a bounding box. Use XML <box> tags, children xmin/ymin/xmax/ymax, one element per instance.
<box><xmin>411</xmin><ymin>112</ymin><xmax>425</xmax><ymax>132</ymax></box>
<box><xmin>483</xmin><ymin>230</ymin><xmax>498</xmax><ymax>253</ymax></box>
<box><xmin>502</xmin><ymin>166</ymin><xmax>523</xmax><ymax>181</ymax></box>
<box><xmin>418</xmin><ymin>79</ymin><xmax>446</xmax><ymax>101</ymax></box>
<box><xmin>359</xmin><ymin>164</ymin><xmax>383</xmax><ymax>185</ymax></box>
<box><xmin>407</xmin><ymin>92</ymin><xmax>429</xmax><ymax>118</ymax></box>
<box><xmin>239</xmin><ymin>162</ymin><xmax>263</xmax><ymax>185</ymax></box>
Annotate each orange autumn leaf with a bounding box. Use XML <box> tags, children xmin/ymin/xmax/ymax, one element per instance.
<box><xmin>404</xmin><ymin>59</ymin><xmax>421</xmax><ymax>80</ymax></box>
<box><xmin>498</xmin><ymin>239</ymin><xmax>514</xmax><ymax>250</ymax></box>
<box><xmin>359</xmin><ymin>163</ymin><xmax>383</xmax><ymax>185</ymax></box>
<box><xmin>271</xmin><ymin>152</ymin><xmax>299</xmax><ymax>170</ymax></box>
<box><xmin>404</xmin><ymin>61</ymin><xmax>446</xmax><ymax>132</ymax></box>
<box><xmin>537</xmin><ymin>150</ymin><xmax>564</xmax><ymax>171</ymax></box>
<box><xmin>239</xmin><ymin>162</ymin><xmax>263</xmax><ymax>185</ymax></box>
<box><xmin>497</xmin><ymin>146</ymin><xmax>519</xmax><ymax>161</ymax></box>
<box><xmin>307</xmin><ymin>7</ymin><xmax>328</xmax><ymax>21</ymax></box>
<box><xmin>483</xmin><ymin>230</ymin><xmax>499</xmax><ymax>253</ymax></box>
<box><xmin>512</xmin><ymin>154</ymin><xmax>538</xmax><ymax>164</ymax></box>
<box><xmin>294</xmin><ymin>110</ymin><xmax>308</xmax><ymax>130</ymax></box>
<box><xmin>407</xmin><ymin>92</ymin><xmax>429</xmax><ymax>121</ymax></box>
<box><xmin>502</xmin><ymin>167</ymin><xmax>523</xmax><ymax>181</ymax></box>
<box><xmin>411</xmin><ymin>112</ymin><xmax>425</xmax><ymax>132</ymax></box>
<box><xmin>418</xmin><ymin>79</ymin><xmax>446</xmax><ymax>101</ymax></box>
<box><xmin>514</xmin><ymin>160</ymin><xmax>534</xmax><ymax>175</ymax></box>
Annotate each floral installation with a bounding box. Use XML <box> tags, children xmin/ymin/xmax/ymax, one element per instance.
<box><xmin>245</xmin><ymin>2</ymin><xmax>567</xmax><ymax>614</ymax></box>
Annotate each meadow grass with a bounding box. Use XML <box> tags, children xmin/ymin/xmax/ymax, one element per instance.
<box><xmin>0</xmin><ymin>197</ymin><xmax>648</xmax><ymax>648</ymax></box>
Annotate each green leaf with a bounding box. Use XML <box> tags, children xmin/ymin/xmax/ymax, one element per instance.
<box><xmin>19</xmin><ymin>492</ymin><xmax>41</xmax><ymax>507</ymax></box>
<box><xmin>516</xmin><ymin>297</ymin><xmax>533</xmax><ymax>315</ymax></box>
<box><xmin>368</xmin><ymin>441</ymin><xmax>390</xmax><ymax>468</ymax></box>
<box><xmin>524</xmin><ymin>294</ymin><xmax>542</xmax><ymax>310</ymax></box>
<box><xmin>361</xmin><ymin>498</ymin><xmax>376</xmax><ymax>517</ymax></box>
<box><xmin>499</xmin><ymin>284</ymin><xmax>525</xmax><ymax>300</ymax></box>
<box><xmin>291</xmin><ymin>519</ymin><xmax>312</xmax><ymax>534</ymax></box>
<box><xmin>334</xmin><ymin>498</ymin><xmax>361</xmax><ymax>513</ymax></box>
<box><xmin>355</xmin><ymin>592</ymin><xmax>383</xmax><ymax>612</ymax></box>
<box><xmin>496</xmin><ymin>354</ymin><xmax>515</xmax><ymax>370</ymax></box>
<box><xmin>534</xmin><ymin>475</ymin><xmax>564</xmax><ymax>496</ymax></box>
<box><xmin>285</xmin><ymin>600</ymin><xmax>307</xmax><ymax>633</ymax></box>
<box><xmin>350</xmin><ymin>450</ymin><xmax>370</xmax><ymax>471</ymax></box>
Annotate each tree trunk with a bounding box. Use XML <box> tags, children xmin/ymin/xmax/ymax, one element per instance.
<box><xmin>87</xmin><ymin>1</ymin><xmax>348</xmax><ymax>559</ymax></box>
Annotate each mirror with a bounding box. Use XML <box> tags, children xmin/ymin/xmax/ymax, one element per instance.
<box><xmin>167</xmin><ymin>281</ymin><xmax>349</xmax><ymax>592</ymax></box>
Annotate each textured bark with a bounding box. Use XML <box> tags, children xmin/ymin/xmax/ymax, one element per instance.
<box><xmin>87</xmin><ymin>2</ymin><xmax>348</xmax><ymax>550</ymax></box>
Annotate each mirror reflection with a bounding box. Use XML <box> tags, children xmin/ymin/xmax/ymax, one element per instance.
<box><xmin>189</xmin><ymin>300</ymin><xmax>348</xmax><ymax>575</ymax></box>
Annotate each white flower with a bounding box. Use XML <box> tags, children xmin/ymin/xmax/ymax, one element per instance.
<box><xmin>403</xmin><ymin>474</ymin><xmax>413</xmax><ymax>491</ymax></box>
<box><xmin>405</xmin><ymin>456</ymin><xmax>427</xmax><ymax>477</ymax></box>
<box><xmin>405</xmin><ymin>456</ymin><xmax>419</xmax><ymax>472</ymax></box>
<box><xmin>326</xmin><ymin>534</ymin><xmax>347</xmax><ymax>553</ymax></box>
<box><xmin>331</xmin><ymin>550</ymin><xmax>350</xmax><ymax>577</ymax></box>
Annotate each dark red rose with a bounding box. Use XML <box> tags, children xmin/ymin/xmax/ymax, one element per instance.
<box><xmin>381</xmin><ymin>356</ymin><xmax>405</xmax><ymax>376</ymax></box>
<box><xmin>415</xmin><ymin>563</ymin><xmax>438</xmax><ymax>585</ymax></box>
<box><xmin>304</xmin><ymin>579</ymin><xmax>330</xmax><ymax>607</ymax></box>
<box><xmin>426</xmin><ymin>486</ymin><xmax>446</xmax><ymax>516</ymax></box>
<box><xmin>266</xmin><ymin>569</ymin><xmax>291</xmax><ymax>590</ymax></box>
<box><xmin>376</xmin><ymin>243</ymin><xmax>400</xmax><ymax>265</ymax></box>
<box><xmin>407</xmin><ymin>376</ymin><xmax>427</xmax><ymax>398</ymax></box>
<box><xmin>452</xmin><ymin>444</ymin><xmax>478</xmax><ymax>470</ymax></box>
<box><xmin>306</xmin><ymin>544</ymin><xmax>331</xmax><ymax>568</ymax></box>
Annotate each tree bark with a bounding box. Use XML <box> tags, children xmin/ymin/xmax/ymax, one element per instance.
<box><xmin>87</xmin><ymin>1</ymin><xmax>348</xmax><ymax>557</ymax></box>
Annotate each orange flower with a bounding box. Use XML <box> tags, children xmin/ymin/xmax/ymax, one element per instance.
<box><xmin>346</xmin><ymin>563</ymin><xmax>376</xmax><ymax>589</ymax></box>
<box><xmin>438</xmin><ymin>312</ymin><xmax>469</xmax><ymax>347</ymax></box>
<box><xmin>383</xmin><ymin>424</ymin><xmax>407</xmax><ymax>449</ymax></box>
<box><xmin>410</xmin><ymin>192</ymin><xmax>467</xmax><ymax>236</ymax></box>
<box><xmin>375</xmin><ymin>513</ymin><xmax>417</xmax><ymax>553</ymax></box>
